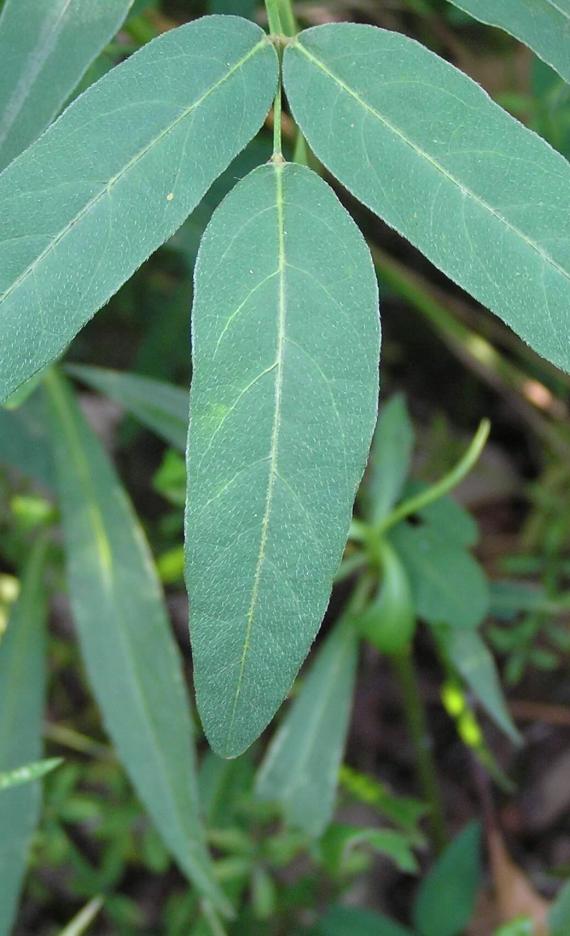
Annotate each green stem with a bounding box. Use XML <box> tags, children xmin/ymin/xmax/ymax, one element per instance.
<box><xmin>272</xmin><ymin>84</ymin><xmax>283</xmax><ymax>158</ymax></box>
<box><xmin>392</xmin><ymin>649</ymin><xmax>447</xmax><ymax>853</ymax></box>
<box><xmin>377</xmin><ymin>418</ymin><xmax>490</xmax><ymax>534</ymax></box>
<box><xmin>278</xmin><ymin>0</ymin><xmax>298</xmax><ymax>36</ymax></box>
<box><xmin>265</xmin><ymin>0</ymin><xmax>283</xmax><ymax>159</ymax></box>
<box><xmin>264</xmin><ymin>0</ymin><xmax>283</xmax><ymax>34</ymax></box>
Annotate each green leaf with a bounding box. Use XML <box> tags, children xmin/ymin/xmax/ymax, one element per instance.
<box><xmin>390</xmin><ymin>522</ymin><xmax>489</xmax><ymax>628</ymax></box>
<box><xmin>0</xmin><ymin>16</ymin><xmax>278</xmax><ymax>401</ymax></box>
<box><xmin>316</xmin><ymin>905</ymin><xmax>414</xmax><ymax>936</ymax></box>
<box><xmin>550</xmin><ymin>880</ymin><xmax>570</xmax><ymax>936</ymax></box>
<box><xmin>44</xmin><ymin>371</ymin><xmax>230</xmax><ymax>917</ymax></box>
<box><xmin>358</xmin><ymin>540</ymin><xmax>416</xmax><ymax>655</ymax></box>
<box><xmin>208</xmin><ymin>0</ymin><xmax>256</xmax><ymax>16</ymax></box>
<box><xmin>0</xmin><ymin>541</ymin><xmax>47</xmax><ymax>936</ymax></box>
<box><xmin>363</xmin><ymin>394</ymin><xmax>414</xmax><ymax>524</ymax></box>
<box><xmin>0</xmin><ymin>0</ymin><xmax>134</xmax><ymax>170</ymax></box>
<box><xmin>255</xmin><ymin>620</ymin><xmax>359</xmax><ymax>838</ymax></box>
<box><xmin>0</xmin><ymin>757</ymin><xmax>62</xmax><ymax>792</ymax></box>
<box><xmin>319</xmin><ymin>824</ymin><xmax>418</xmax><ymax>876</ymax></box>
<box><xmin>489</xmin><ymin>580</ymin><xmax>556</xmax><ymax>618</ymax></box>
<box><xmin>284</xmin><ymin>23</ymin><xmax>570</xmax><ymax>372</ymax></box>
<box><xmin>438</xmin><ymin>627</ymin><xmax>521</xmax><ymax>744</ymax></box>
<box><xmin>199</xmin><ymin>751</ymin><xmax>254</xmax><ymax>828</ymax></box>
<box><xmin>185</xmin><ymin>161</ymin><xmax>380</xmax><ymax>757</ymax></box>
<box><xmin>446</xmin><ymin>1</ymin><xmax>570</xmax><ymax>86</ymax></box>
<box><xmin>405</xmin><ymin>484</ymin><xmax>478</xmax><ymax>548</ymax></box>
<box><xmin>0</xmin><ymin>391</ymin><xmax>54</xmax><ymax>487</ymax></box>
<box><xmin>532</xmin><ymin>59</ymin><xmax>570</xmax><ymax>158</ymax></box>
<box><xmin>412</xmin><ymin>821</ymin><xmax>481</xmax><ymax>936</ymax></box>
<box><xmin>68</xmin><ymin>365</ymin><xmax>188</xmax><ymax>451</ymax></box>
<box><xmin>58</xmin><ymin>896</ymin><xmax>105</xmax><ymax>936</ymax></box>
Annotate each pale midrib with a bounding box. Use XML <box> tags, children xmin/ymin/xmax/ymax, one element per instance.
<box><xmin>296</xmin><ymin>42</ymin><xmax>570</xmax><ymax>287</ymax></box>
<box><xmin>0</xmin><ymin>37</ymin><xmax>267</xmax><ymax>308</ymax></box>
<box><xmin>226</xmin><ymin>165</ymin><xmax>286</xmax><ymax>745</ymax></box>
<box><xmin>0</xmin><ymin>0</ymin><xmax>74</xmax><ymax>148</ymax></box>
<box><xmin>47</xmin><ymin>374</ymin><xmax>206</xmax><ymax>876</ymax></box>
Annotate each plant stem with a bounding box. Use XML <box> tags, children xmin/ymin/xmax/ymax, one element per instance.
<box><xmin>278</xmin><ymin>0</ymin><xmax>298</xmax><ymax>36</ymax></box>
<box><xmin>265</xmin><ymin>0</ymin><xmax>283</xmax><ymax>35</ymax></box>
<box><xmin>377</xmin><ymin>418</ymin><xmax>490</xmax><ymax>534</ymax></box>
<box><xmin>272</xmin><ymin>85</ymin><xmax>283</xmax><ymax>158</ymax></box>
<box><xmin>265</xmin><ymin>0</ymin><xmax>284</xmax><ymax>159</ymax></box>
<box><xmin>392</xmin><ymin>649</ymin><xmax>447</xmax><ymax>854</ymax></box>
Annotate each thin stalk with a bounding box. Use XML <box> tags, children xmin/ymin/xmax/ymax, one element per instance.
<box><xmin>265</xmin><ymin>0</ymin><xmax>283</xmax><ymax>35</ymax></box>
<box><xmin>278</xmin><ymin>0</ymin><xmax>299</xmax><ymax>36</ymax></box>
<box><xmin>272</xmin><ymin>85</ymin><xmax>283</xmax><ymax>158</ymax></box>
<box><xmin>392</xmin><ymin>648</ymin><xmax>447</xmax><ymax>853</ymax></box>
<box><xmin>377</xmin><ymin>418</ymin><xmax>490</xmax><ymax>534</ymax></box>
<box><xmin>265</xmin><ymin>0</ymin><xmax>284</xmax><ymax>159</ymax></box>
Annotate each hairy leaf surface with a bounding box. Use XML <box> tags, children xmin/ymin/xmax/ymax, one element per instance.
<box><xmin>256</xmin><ymin>620</ymin><xmax>358</xmax><ymax>837</ymax></box>
<box><xmin>284</xmin><ymin>24</ymin><xmax>570</xmax><ymax>371</ymax></box>
<box><xmin>0</xmin><ymin>542</ymin><xmax>47</xmax><ymax>936</ymax></box>
<box><xmin>0</xmin><ymin>0</ymin><xmax>134</xmax><ymax>171</ymax></box>
<box><xmin>0</xmin><ymin>16</ymin><xmax>277</xmax><ymax>401</ymax></box>
<box><xmin>186</xmin><ymin>162</ymin><xmax>380</xmax><ymax>757</ymax></box>
<box><xmin>448</xmin><ymin>0</ymin><xmax>570</xmax><ymax>85</ymax></box>
<box><xmin>45</xmin><ymin>371</ymin><xmax>229</xmax><ymax>915</ymax></box>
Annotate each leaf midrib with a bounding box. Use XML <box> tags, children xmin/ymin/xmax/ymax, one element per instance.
<box><xmin>225</xmin><ymin>163</ymin><xmax>286</xmax><ymax>746</ymax></box>
<box><xmin>0</xmin><ymin>36</ymin><xmax>268</xmax><ymax>309</ymax></box>
<box><xmin>293</xmin><ymin>39</ymin><xmax>570</xmax><ymax>288</ymax></box>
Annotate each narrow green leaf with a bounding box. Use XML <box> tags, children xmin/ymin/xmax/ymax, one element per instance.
<box><xmin>0</xmin><ymin>541</ymin><xmax>47</xmax><ymax>936</ymax></box>
<box><xmin>363</xmin><ymin>394</ymin><xmax>414</xmax><ymax>524</ymax></box>
<box><xmin>44</xmin><ymin>370</ymin><xmax>229</xmax><ymax>917</ymax></box>
<box><xmin>550</xmin><ymin>880</ymin><xmax>570</xmax><ymax>936</ymax></box>
<box><xmin>68</xmin><ymin>364</ymin><xmax>188</xmax><ymax>451</ymax></box>
<box><xmin>256</xmin><ymin>620</ymin><xmax>358</xmax><ymax>838</ymax></box>
<box><xmin>58</xmin><ymin>896</ymin><xmax>104</xmax><ymax>936</ymax></box>
<box><xmin>284</xmin><ymin>24</ymin><xmax>570</xmax><ymax>372</ymax></box>
<box><xmin>0</xmin><ymin>391</ymin><xmax>54</xmax><ymax>487</ymax></box>
<box><xmin>0</xmin><ymin>16</ymin><xmax>278</xmax><ymax>401</ymax></box>
<box><xmin>412</xmin><ymin>821</ymin><xmax>481</xmax><ymax>936</ymax></box>
<box><xmin>185</xmin><ymin>162</ymin><xmax>380</xmax><ymax>757</ymax></box>
<box><xmin>438</xmin><ymin>627</ymin><xmax>522</xmax><ymax>744</ymax></box>
<box><xmin>0</xmin><ymin>757</ymin><xmax>62</xmax><ymax>792</ymax></box>
<box><xmin>316</xmin><ymin>905</ymin><xmax>414</xmax><ymax>936</ymax></box>
<box><xmin>390</xmin><ymin>522</ymin><xmax>489</xmax><ymax>629</ymax></box>
<box><xmin>0</xmin><ymin>0</ymin><xmax>134</xmax><ymax>170</ymax></box>
<box><xmin>447</xmin><ymin>1</ymin><xmax>570</xmax><ymax>86</ymax></box>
